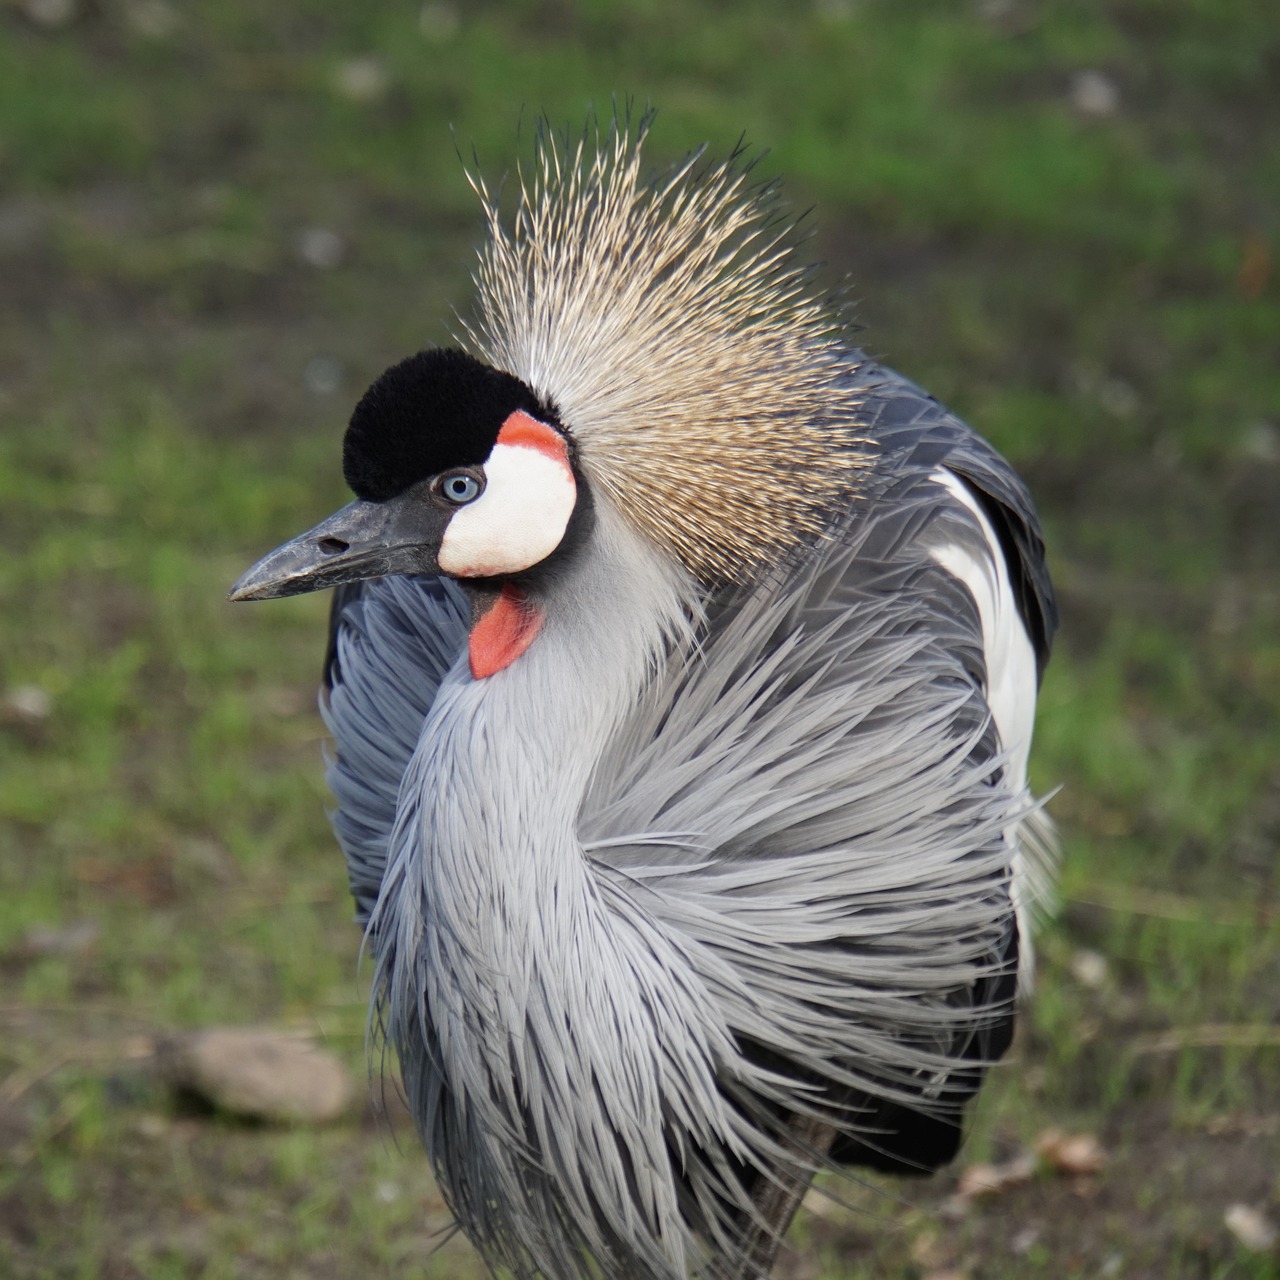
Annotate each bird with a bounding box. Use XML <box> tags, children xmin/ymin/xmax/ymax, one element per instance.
<box><xmin>230</xmin><ymin>115</ymin><xmax>1057</xmax><ymax>1280</ymax></box>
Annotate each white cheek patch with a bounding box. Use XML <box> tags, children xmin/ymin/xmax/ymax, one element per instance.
<box><xmin>438</xmin><ymin>443</ymin><xmax>577</xmax><ymax>577</ymax></box>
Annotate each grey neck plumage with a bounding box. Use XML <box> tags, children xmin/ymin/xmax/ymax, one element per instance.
<box><xmin>372</xmin><ymin>507</ymin><xmax>729</xmax><ymax>1280</ymax></box>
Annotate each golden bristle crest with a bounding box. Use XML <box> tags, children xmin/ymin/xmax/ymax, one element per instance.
<box><xmin>460</xmin><ymin>117</ymin><xmax>871</xmax><ymax>583</ymax></box>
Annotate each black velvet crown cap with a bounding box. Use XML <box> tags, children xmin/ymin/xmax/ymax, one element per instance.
<box><xmin>343</xmin><ymin>348</ymin><xmax>551</xmax><ymax>502</ymax></box>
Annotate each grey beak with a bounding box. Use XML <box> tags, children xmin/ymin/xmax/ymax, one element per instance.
<box><xmin>229</xmin><ymin>495</ymin><xmax>446</xmax><ymax>601</ymax></box>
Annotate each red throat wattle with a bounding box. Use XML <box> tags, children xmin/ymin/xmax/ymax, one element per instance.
<box><xmin>469</xmin><ymin>584</ymin><xmax>544</xmax><ymax>678</ymax></box>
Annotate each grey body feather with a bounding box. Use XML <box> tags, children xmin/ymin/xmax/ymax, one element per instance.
<box><xmin>321</xmin><ymin>359</ymin><xmax>1056</xmax><ymax>1279</ymax></box>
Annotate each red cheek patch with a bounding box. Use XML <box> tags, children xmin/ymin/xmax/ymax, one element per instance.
<box><xmin>469</xmin><ymin>583</ymin><xmax>545</xmax><ymax>679</ymax></box>
<box><xmin>496</xmin><ymin>409</ymin><xmax>570</xmax><ymax>463</ymax></box>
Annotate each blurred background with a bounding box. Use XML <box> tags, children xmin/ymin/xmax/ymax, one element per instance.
<box><xmin>0</xmin><ymin>1</ymin><xmax>1276</xmax><ymax>1277</ymax></box>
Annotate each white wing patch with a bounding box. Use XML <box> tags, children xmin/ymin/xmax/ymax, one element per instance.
<box><xmin>929</xmin><ymin>469</ymin><xmax>1036</xmax><ymax>787</ymax></box>
<box><xmin>438</xmin><ymin>443</ymin><xmax>577</xmax><ymax>578</ymax></box>
<box><xmin>929</xmin><ymin>468</ymin><xmax>1047</xmax><ymax>974</ymax></box>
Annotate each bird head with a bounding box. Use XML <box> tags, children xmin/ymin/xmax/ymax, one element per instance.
<box><xmin>231</xmin><ymin>115</ymin><xmax>872</xmax><ymax>676</ymax></box>
<box><xmin>229</xmin><ymin>347</ymin><xmax>587</xmax><ymax>675</ymax></box>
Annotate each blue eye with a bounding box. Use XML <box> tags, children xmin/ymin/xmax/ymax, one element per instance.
<box><xmin>436</xmin><ymin>470</ymin><xmax>484</xmax><ymax>505</ymax></box>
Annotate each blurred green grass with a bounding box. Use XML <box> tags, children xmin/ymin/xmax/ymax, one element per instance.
<box><xmin>0</xmin><ymin>1</ymin><xmax>1276</xmax><ymax>1277</ymax></box>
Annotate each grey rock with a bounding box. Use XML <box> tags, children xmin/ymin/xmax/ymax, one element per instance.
<box><xmin>158</xmin><ymin>1028</ymin><xmax>354</xmax><ymax>1124</ymax></box>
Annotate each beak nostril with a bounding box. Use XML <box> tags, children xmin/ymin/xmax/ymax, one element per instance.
<box><xmin>317</xmin><ymin>537</ymin><xmax>349</xmax><ymax>555</ymax></box>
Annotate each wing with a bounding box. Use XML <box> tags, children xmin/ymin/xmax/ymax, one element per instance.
<box><xmin>580</xmin><ymin>360</ymin><xmax>1054</xmax><ymax>1178</ymax></box>
<box><xmin>857</xmin><ymin>363</ymin><xmax>1058</xmax><ymax>678</ymax></box>
<box><xmin>321</xmin><ymin>575</ymin><xmax>470</xmax><ymax>923</ymax></box>
<box><xmin>859</xmin><ymin>364</ymin><xmax>1060</xmax><ymax>933</ymax></box>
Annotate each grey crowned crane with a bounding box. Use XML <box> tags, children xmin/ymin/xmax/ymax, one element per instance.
<box><xmin>231</xmin><ymin>118</ymin><xmax>1057</xmax><ymax>1280</ymax></box>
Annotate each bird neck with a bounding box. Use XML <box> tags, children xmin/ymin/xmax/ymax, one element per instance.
<box><xmin>452</xmin><ymin>505</ymin><xmax>694</xmax><ymax>811</ymax></box>
<box><xmin>374</xmin><ymin>508</ymin><xmax>712</xmax><ymax>1278</ymax></box>
<box><xmin>386</xmin><ymin>503</ymin><xmax>698</xmax><ymax>936</ymax></box>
